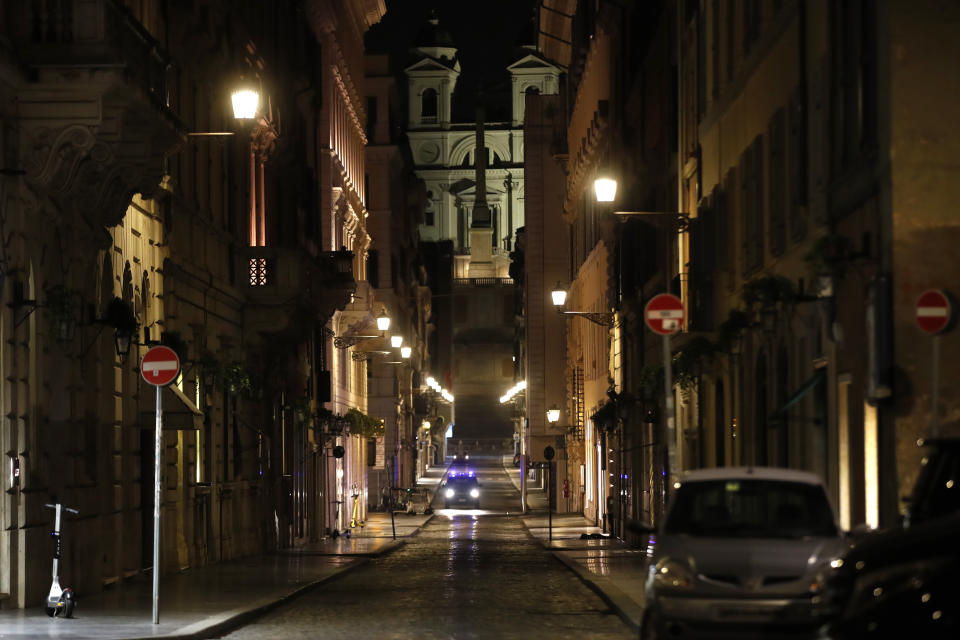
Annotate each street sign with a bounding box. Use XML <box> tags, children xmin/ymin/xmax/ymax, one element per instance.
<box><xmin>140</xmin><ymin>346</ymin><xmax>181</xmax><ymax>387</ymax></box>
<box><xmin>916</xmin><ymin>289</ymin><xmax>953</xmax><ymax>335</ymax></box>
<box><xmin>645</xmin><ymin>293</ymin><xmax>684</xmax><ymax>335</ymax></box>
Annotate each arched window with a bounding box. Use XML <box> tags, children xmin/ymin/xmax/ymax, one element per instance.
<box><xmin>525</xmin><ymin>85</ymin><xmax>540</xmax><ymax>96</ymax></box>
<box><xmin>421</xmin><ymin>88</ymin><xmax>438</xmax><ymax>121</ymax></box>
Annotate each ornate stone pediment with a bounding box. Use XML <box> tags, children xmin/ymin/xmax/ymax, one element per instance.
<box><xmin>23</xmin><ymin>123</ymin><xmax>170</xmax><ymax>234</ymax></box>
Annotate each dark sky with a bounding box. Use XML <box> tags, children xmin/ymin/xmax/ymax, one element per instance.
<box><xmin>366</xmin><ymin>0</ymin><xmax>538</xmax><ymax>110</ymax></box>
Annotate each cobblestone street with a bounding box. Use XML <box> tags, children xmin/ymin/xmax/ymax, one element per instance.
<box><xmin>220</xmin><ymin>460</ymin><xmax>635</xmax><ymax>640</ymax></box>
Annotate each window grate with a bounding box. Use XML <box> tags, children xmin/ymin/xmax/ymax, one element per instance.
<box><xmin>249</xmin><ymin>257</ymin><xmax>269</xmax><ymax>286</ymax></box>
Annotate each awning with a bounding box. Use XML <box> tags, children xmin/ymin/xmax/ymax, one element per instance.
<box><xmin>768</xmin><ymin>369</ymin><xmax>825</xmax><ymax>428</ymax></box>
<box><xmin>139</xmin><ymin>384</ymin><xmax>203</xmax><ymax>430</ymax></box>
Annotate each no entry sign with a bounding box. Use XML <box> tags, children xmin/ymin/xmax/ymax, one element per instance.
<box><xmin>916</xmin><ymin>289</ymin><xmax>953</xmax><ymax>335</ymax></box>
<box><xmin>140</xmin><ymin>345</ymin><xmax>181</xmax><ymax>387</ymax></box>
<box><xmin>645</xmin><ymin>293</ymin><xmax>685</xmax><ymax>335</ymax></box>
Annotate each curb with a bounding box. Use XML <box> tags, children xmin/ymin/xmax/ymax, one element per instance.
<box><xmin>549</xmin><ymin>550</ymin><xmax>644</xmax><ymax>635</ymax></box>
<box><xmin>119</xmin><ymin>530</ymin><xmax>414</xmax><ymax>640</ymax></box>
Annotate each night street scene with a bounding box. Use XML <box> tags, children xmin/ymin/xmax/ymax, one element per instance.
<box><xmin>0</xmin><ymin>0</ymin><xmax>957</xmax><ymax>639</ymax></box>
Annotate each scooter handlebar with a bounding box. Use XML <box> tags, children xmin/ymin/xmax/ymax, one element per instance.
<box><xmin>43</xmin><ymin>504</ymin><xmax>79</xmax><ymax>514</ymax></box>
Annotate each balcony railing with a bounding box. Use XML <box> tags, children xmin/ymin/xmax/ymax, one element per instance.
<box><xmin>11</xmin><ymin>0</ymin><xmax>181</xmax><ymax>124</ymax></box>
<box><xmin>453</xmin><ymin>277</ymin><xmax>514</xmax><ymax>287</ymax></box>
<box><xmin>242</xmin><ymin>246</ymin><xmax>355</xmax><ymax>299</ymax></box>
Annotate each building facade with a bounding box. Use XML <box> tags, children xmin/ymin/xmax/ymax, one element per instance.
<box><xmin>0</xmin><ymin>0</ymin><xmax>386</xmax><ymax>609</ymax></box>
<box><xmin>532</xmin><ymin>0</ymin><xmax>960</xmax><ymax>540</ymax></box>
<box><xmin>406</xmin><ymin>15</ymin><xmax>559</xmax><ymax>446</ymax></box>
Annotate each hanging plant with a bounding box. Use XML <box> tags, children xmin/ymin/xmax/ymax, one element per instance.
<box><xmin>43</xmin><ymin>283</ymin><xmax>80</xmax><ymax>343</ymax></box>
<box><xmin>805</xmin><ymin>233</ymin><xmax>854</xmax><ymax>279</ymax></box>
<box><xmin>345</xmin><ymin>408</ymin><xmax>385</xmax><ymax>438</ymax></box>
<box><xmin>718</xmin><ymin>309</ymin><xmax>752</xmax><ymax>352</ymax></box>
<box><xmin>741</xmin><ymin>275</ymin><xmax>796</xmax><ymax>309</ymax></box>
<box><xmin>197</xmin><ymin>349</ymin><xmax>223</xmax><ymax>386</ymax></box>
<box><xmin>221</xmin><ymin>361</ymin><xmax>252</xmax><ymax>396</ymax></box>
<box><xmin>161</xmin><ymin>330</ymin><xmax>190</xmax><ymax>364</ymax></box>
<box><xmin>288</xmin><ymin>396</ymin><xmax>312</xmax><ymax>423</ymax></box>
<box><xmin>636</xmin><ymin>365</ymin><xmax>664</xmax><ymax>400</ymax></box>
<box><xmin>103</xmin><ymin>297</ymin><xmax>138</xmax><ymax>335</ymax></box>
<box><xmin>673</xmin><ymin>336</ymin><xmax>717</xmax><ymax>389</ymax></box>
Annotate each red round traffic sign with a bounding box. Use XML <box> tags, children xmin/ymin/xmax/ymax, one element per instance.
<box><xmin>140</xmin><ymin>345</ymin><xmax>181</xmax><ymax>387</ymax></box>
<box><xmin>645</xmin><ymin>293</ymin><xmax>685</xmax><ymax>335</ymax></box>
<box><xmin>916</xmin><ymin>289</ymin><xmax>953</xmax><ymax>335</ymax></box>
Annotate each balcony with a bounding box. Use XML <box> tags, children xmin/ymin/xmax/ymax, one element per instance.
<box><xmin>242</xmin><ymin>247</ymin><xmax>356</xmax><ymax>336</ymax></box>
<box><xmin>8</xmin><ymin>0</ymin><xmax>187</xmax><ymax>230</ymax></box>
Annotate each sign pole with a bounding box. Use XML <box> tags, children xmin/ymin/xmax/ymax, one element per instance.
<box><xmin>548</xmin><ymin>461</ymin><xmax>553</xmax><ymax>543</ymax></box>
<box><xmin>139</xmin><ymin>344</ymin><xmax>180</xmax><ymax>626</ymax></box>
<box><xmin>152</xmin><ymin>383</ymin><xmax>162</xmax><ymax>625</ymax></box>
<box><xmin>932</xmin><ymin>334</ymin><xmax>940</xmax><ymax>438</ymax></box>
<box><xmin>915</xmin><ymin>289</ymin><xmax>954</xmax><ymax>438</ymax></box>
<box><xmin>663</xmin><ymin>333</ymin><xmax>677</xmax><ymax>499</ymax></box>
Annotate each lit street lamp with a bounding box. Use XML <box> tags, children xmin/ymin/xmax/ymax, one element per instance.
<box><xmin>550</xmin><ymin>283</ymin><xmax>614</xmax><ymax>327</ymax></box>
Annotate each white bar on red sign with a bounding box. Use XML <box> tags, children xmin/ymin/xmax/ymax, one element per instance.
<box><xmin>145</xmin><ymin>362</ymin><xmax>178</xmax><ymax>373</ymax></box>
<box><xmin>648</xmin><ymin>310</ymin><xmax>683</xmax><ymax>318</ymax></box>
<box><xmin>917</xmin><ymin>307</ymin><xmax>948</xmax><ymax>316</ymax></box>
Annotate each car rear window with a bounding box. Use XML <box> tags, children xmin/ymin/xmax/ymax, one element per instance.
<box><xmin>665</xmin><ymin>479</ymin><xmax>838</xmax><ymax>538</ymax></box>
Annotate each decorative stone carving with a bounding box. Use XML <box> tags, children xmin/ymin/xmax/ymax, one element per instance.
<box><xmin>24</xmin><ymin>124</ymin><xmax>167</xmax><ymax>234</ymax></box>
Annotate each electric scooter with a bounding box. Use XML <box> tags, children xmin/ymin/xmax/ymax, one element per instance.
<box><xmin>43</xmin><ymin>501</ymin><xmax>78</xmax><ymax>618</ymax></box>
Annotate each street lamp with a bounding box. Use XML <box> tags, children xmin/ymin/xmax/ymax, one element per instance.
<box><xmin>549</xmin><ymin>284</ymin><xmax>614</xmax><ymax>327</ymax></box>
<box><xmin>550</xmin><ymin>282</ymin><xmax>567</xmax><ymax>307</ymax></box>
<box><xmin>376</xmin><ymin>310</ymin><xmax>391</xmax><ymax>332</ymax></box>
<box><xmin>594</xmin><ymin>175</ymin><xmax>617</xmax><ymax>203</ymax></box>
<box><xmin>231</xmin><ymin>81</ymin><xmax>260</xmax><ymax>120</ymax></box>
<box><xmin>400</xmin><ymin>346</ymin><xmax>412</xmax><ymax>359</ymax></box>
<box><xmin>390</xmin><ymin>335</ymin><xmax>403</xmax><ymax>348</ymax></box>
<box><xmin>546</xmin><ymin>405</ymin><xmax>561</xmax><ymax>424</ymax></box>
<box><xmin>186</xmin><ymin>81</ymin><xmax>261</xmax><ymax>137</ymax></box>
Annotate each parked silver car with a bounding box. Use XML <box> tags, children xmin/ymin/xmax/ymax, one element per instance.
<box><xmin>641</xmin><ymin>467</ymin><xmax>849</xmax><ymax>639</ymax></box>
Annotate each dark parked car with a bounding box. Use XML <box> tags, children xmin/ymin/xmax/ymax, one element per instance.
<box><xmin>820</xmin><ymin>437</ymin><xmax>960</xmax><ymax>639</ymax></box>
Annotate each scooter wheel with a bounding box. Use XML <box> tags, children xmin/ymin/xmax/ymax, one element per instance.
<box><xmin>44</xmin><ymin>607</ymin><xmax>56</xmax><ymax>617</ymax></box>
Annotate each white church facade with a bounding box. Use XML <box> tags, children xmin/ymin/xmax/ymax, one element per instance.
<box><xmin>405</xmin><ymin>19</ymin><xmax>559</xmax><ymax>279</ymax></box>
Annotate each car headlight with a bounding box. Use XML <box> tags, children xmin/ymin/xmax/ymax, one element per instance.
<box><xmin>653</xmin><ymin>558</ymin><xmax>695</xmax><ymax>590</ymax></box>
<box><xmin>470</xmin><ymin>488</ymin><xmax>479</xmax><ymax>498</ymax></box>
<box><xmin>445</xmin><ymin>488</ymin><xmax>454</xmax><ymax>498</ymax></box>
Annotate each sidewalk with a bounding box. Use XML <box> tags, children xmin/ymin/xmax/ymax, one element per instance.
<box><xmin>0</xmin><ymin>468</ymin><xmax>444</xmax><ymax>640</ymax></box>
<box><xmin>501</xmin><ymin>456</ymin><xmax>648</xmax><ymax>634</ymax></box>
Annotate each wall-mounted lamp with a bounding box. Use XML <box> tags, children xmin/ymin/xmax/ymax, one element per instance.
<box><xmin>550</xmin><ymin>282</ymin><xmax>567</xmax><ymax>307</ymax></box>
<box><xmin>546</xmin><ymin>406</ymin><xmax>561</xmax><ymax>424</ymax></box>
<box><xmin>400</xmin><ymin>346</ymin><xmax>412</xmax><ymax>359</ymax></box>
<box><xmin>376</xmin><ymin>310</ymin><xmax>391</xmax><ymax>332</ymax></box>
<box><xmin>550</xmin><ymin>284</ymin><xmax>614</xmax><ymax>327</ymax></box>
<box><xmin>231</xmin><ymin>81</ymin><xmax>260</xmax><ymax>120</ymax></box>
<box><xmin>390</xmin><ymin>335</ymin><xmax>403</xmax><ymax>348</ymax></box>
<box><xmin>594</xmin><ymin>175</ymin><xmax>617</xmax><ymax>203</ymax></box>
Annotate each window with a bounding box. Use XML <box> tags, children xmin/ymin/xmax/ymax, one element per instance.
<box><xmin>421</xmin><ymin>88</ymin><xmax>438</xmax><ymax>122</ymax></box>
<box><xmin>768</xmin><ymin>107</ymin><xmax>787</xmax><ymax>256</ymax></box>
<box><xmin>741</xmin><ymin>136</ymin><xmax>764</xmax><ymax>274</ymax></box>
<box><xmin>366</xmin><ymin>96</ymin><xmax>377</xmax><ymax>140</ymax></box>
